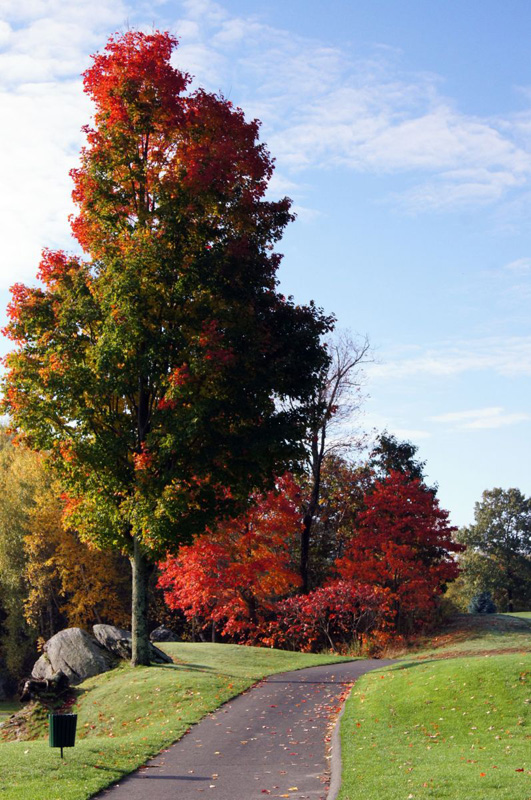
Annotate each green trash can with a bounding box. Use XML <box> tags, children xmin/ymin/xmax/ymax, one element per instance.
<box><xmin>49</xmin><ymin>713</ymin><xmax>77</xmax><ymax>758</ymax></box>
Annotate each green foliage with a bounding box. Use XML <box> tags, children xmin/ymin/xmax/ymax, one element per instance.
<box><xmin>0</xmin><ymin>432</ymin><xmax>42</xmax><ymax>683</ymax></box>
<box><xmin>3</xmin><ymin>31</ymin><xmax>332</xmax><ymax>559</ymax></box>
<box><xmin>23</xmin><ymin>486</ymin><xmax>131</xmax><ymax>636</ymax></box>
<box><xmin>468</xmin><ymin>590</ymin><xmax>497</xmax><ymax>614</ymax></box>
<box><xmin>369</xmin><ymin>432</ymin><xmax>427</xmax><ymax>482</ymax></box>
<box><xmin>457</xmin><ymin>488</ymin><xmax>531</xmax><ymax>612</ymax></box>
<box><xmin>0</xmin><ymin>432</ymin><xmax>132</xmax><ymax>686</ymax></box>
<box><xmin>298</xmin><ymin>455</ymin><xmax>370</xmax><ymax>589</ymax></box>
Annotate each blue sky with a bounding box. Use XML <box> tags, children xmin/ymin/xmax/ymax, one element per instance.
<box><xmin>1</xmin><ymin>0</ymin><xmax>530</xmax><ymax>526</ymax></box>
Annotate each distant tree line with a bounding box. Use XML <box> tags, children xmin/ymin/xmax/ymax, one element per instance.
<box><xmin>447</xmin><ymin>487</ymin><xmax>531</xmax><ymax>613</ymax></box>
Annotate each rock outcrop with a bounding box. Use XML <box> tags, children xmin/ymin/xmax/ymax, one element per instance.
<box><xmin>29</xmin><ymin>624</ymin><xmax>173</xmax><ymax>692</ymax></box>
<box><xmin>20</xmin><ymin>671</ymin><xmax>70</xmax><ymax>702</ymax></box>
<box><xmin>150</xmin><ymin>625</ymin><xmax>180</xmax><ymax>642</ymax></box>
<box><xmin>31</xmin><ymin>628</ymin><xmax>117</xmax><ymax>685</ymax></box>
<box><xmin>93</xmin><ymin>624</ymin><xmax>173</xmax><ymax>664</ymax></box>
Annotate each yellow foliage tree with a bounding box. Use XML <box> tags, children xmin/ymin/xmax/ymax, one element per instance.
<box><xmin>24</xmin><ymin>487</ymin><xmax>131</xmax><ymax>640</ymax></box>
<box><xmin>0</xmin><ymin>430</ymin><xmax>131</xmax><ymax>684</ymax></box>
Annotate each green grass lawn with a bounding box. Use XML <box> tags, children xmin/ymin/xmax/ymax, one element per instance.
<box><xmin>400</xmin><ymin>614</ymin><xmax>531</xmax><ymax>661</ymax></box>
<box><xmin>338</xmin><ymin>616</ymin><xmax>531</xmax><ymax>799</ymax></box>
<box><xmin>0</xmin><ymin>643</ymin><xmax>349</xmax><ymax>800</ymax></box>
<box><xmin>503</xmin><ymin>611</ymin><xmax>531</xmax><ymax>620</ymax></box>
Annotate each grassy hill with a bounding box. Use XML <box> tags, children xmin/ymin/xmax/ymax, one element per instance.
<box><xmin>338</xmin><ymin>614</ymin><xmax>531</xmax><ymax>800</ymax></box>
<box><xmin>4</xmin><ymin>616</ymin><xmax>531</xmax><ymax>800</ymax></box>
<box><xmin>394</xmin><ymin>613</ymin><xmax>531</xmax><ymax>660</ymax></box>
<box><xmin>0</xmin><ymin>643</ymin><xmax>350</xmax><ymax>800</ymax></box>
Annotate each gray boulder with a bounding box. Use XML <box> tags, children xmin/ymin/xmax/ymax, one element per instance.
<box><xmin>93</xmin><ymin>624</ymin><xmax>173</xmax><ymax>664</ymax></box>
<box><xmin>31</xmin><ymin>628</ymin><xmax>117</xmax><ymax>685</ymax></box>
<box><xmin>150</xmin><ymin>625</ymin><xmax>180</xmax><ymax>643</ymax></box>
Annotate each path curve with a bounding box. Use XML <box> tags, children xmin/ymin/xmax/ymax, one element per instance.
<box><xmin>94</xmin><ymin>659</ymin><xmax>394</xmax><ymax>800</ymax></box>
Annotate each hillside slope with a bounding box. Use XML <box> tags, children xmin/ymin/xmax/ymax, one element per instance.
<box><xmin>338</xmin><ymin>614</ymin><xmax>531</xmax><ymax>800</ymax></box>
<box><xmin>0</xmin><ymin>643</ymin><xmax>349</xmax><ymax>800</ymax></box>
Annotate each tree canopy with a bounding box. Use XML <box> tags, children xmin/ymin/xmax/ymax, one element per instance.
<box><xmin>456</xmin><ymin>487</ymin><xmax>531</xmax><ymax>612</ymax></box>
<box><xmin>369</xmin><ymin>432</ymin><xmax>427</xmax><ymax>482</ymax></box>
<box><xmin>2</xmin><ymin>31</ymin><xmax>332</xmax><ymax>664</ymax></box>
<box><xmin>336</xmin><ymin>470</ymin><xmax>462</xmax><ymax>633</ymax></box>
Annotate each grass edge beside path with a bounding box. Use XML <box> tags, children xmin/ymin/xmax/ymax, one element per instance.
<box><xmin>0</xmin><ymin>643</ymin><xmax>353</xmax><ymax>800</ymax></box>
<box><xmin>337</xmin><ymin>616</ymin><xmax>531</xmax><ymax>800</ymax></box>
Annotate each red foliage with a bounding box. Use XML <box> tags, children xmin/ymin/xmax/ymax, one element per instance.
<box><xmin>158</xmin><ymin>474</ymin><xmax>302</xmax><ymax>638</ymax></box>
<box><xmin>69</xmin><ymin>29</ymin><xmax>281</xmax><ymax>263</ymax></box>
<box><xmin>261</xmin><ymin>580</ymin><xmax>389</xmax><ymax>652</ymax></box>
<box><xmin>81</xmin><ymin>31</ymin><xmax>188</xmax><ymax>134</ymax></box>
<box><xmin>36</xmin><ymin>249</ymin><xmax>79</xmax><ymax>286</ymax></box>
<box><xmin>133</xmin><ymin>444</ymin><xmax>154</xmax><ymax>473</ymax></box>
<box><xmin>336</xmin><ymin>470</ymin><xmax>463</xmax><ymax>633</ymax></box>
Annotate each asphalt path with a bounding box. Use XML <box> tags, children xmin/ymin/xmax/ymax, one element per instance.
<box><xmin>94</xmin><ymin>659</ymin><xmax>394</xmax><ymax>800</ymax></box>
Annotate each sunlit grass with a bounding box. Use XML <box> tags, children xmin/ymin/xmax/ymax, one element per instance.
<box><xmin>339</xmin><ymin>631</ymin><xmax>531</xmax><ymax>798</ymax></box>
<box><xmin>0</xmin><ymin>643</ymin><xmax>349</xmax><ymax>800</ymax></box>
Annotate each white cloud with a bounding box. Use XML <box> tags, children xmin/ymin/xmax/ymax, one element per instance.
<box><xmin>0</xmin><ymin>20</ymin><xmax>13</xmax><ymax>46</ymax></box>
<box><xmin>290</xmin><ymin>204</ymin><xmax>321</xmax><ymax>223</ymax></box>
<box><xmin>430</xmin><ymin>407</ymin><xmax>531</xmax><ymax>430</ymax></box>
<box><xmin>397</xmin><ymin>167</ymin><xmax>527</xmax><ymax>212</ymax></box>
<box><xmin>180</xmin><ymin>0</ymin><xmax>227</xmax><ymax>26</ymax></box>
<box><xmin>0</xmin><ymin>82</ymin><xmax>90</xmax><ymax>287</ymax></box>
<box><xmin>161</xmin><ymin>7</ymin><xmax>531</xmax><ymax>212</ymax></box>
<box><xmin>174</xmin><ymin>19</ymin><xmax>201</xmax><ymax>41</ymax></box>
<box><xmin>392</xmin><ymin>427</ymin><xmax>432</xmax><ymax>440</ymax></box>
<box><xmin>0</xmin><ymin>0</ymin><xmax>133</xmax><ymax>288</ymax></box>
<box><xmin>5</xmin><ymin>0</ymin><xmax>531</xmax><ymax>291</ymax></box>
<box><xmin>503</xmin><ymin>257</ymin><xmax>531</xmax><ymax>274</ymax></box>
<box><xmin>172</xmin><ymin>41</ymin><xmax>226</xmax><ymax>86</ymax></box>
<box><xmin>369</xmin><ymin>337</ymin><xmax>531</xmax><ymax>380</ymax></box>
<box><xmin>362</xmin><ymin>411</ymin><xmax>431</xmax><ymax>443</ymax></box>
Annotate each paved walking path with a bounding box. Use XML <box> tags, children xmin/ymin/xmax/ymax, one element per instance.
<box><xmin>93</xmin><ymin>659</ymin><xmax>393</xmax><ymax>800</ymax></box>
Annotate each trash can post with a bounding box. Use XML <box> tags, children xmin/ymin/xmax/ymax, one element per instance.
<box><xmin>49</xmin><ymin>713</ymin><xmax>77</xmax><ymax>758</ymax></box>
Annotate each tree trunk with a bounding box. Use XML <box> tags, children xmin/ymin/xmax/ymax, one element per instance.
<box><xmin>301</xmin><ymin>474</ymin><xmax>320</xmax><ymax>593</ymax></box>
<box><xmin>130</xmin><ymin>535</ymin><xmax>152</xmax><ymax>666</ymax></box>
<box><xmin>300</xmin><ymin>511</ymin><xmax>313</xmax><ymax>594</ymax></box>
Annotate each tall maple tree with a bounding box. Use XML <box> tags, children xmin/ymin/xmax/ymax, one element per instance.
<box><xmin>2</xmin><ymin>31</ymin><xmax>332</xmax><ymax>665</ymax></box>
